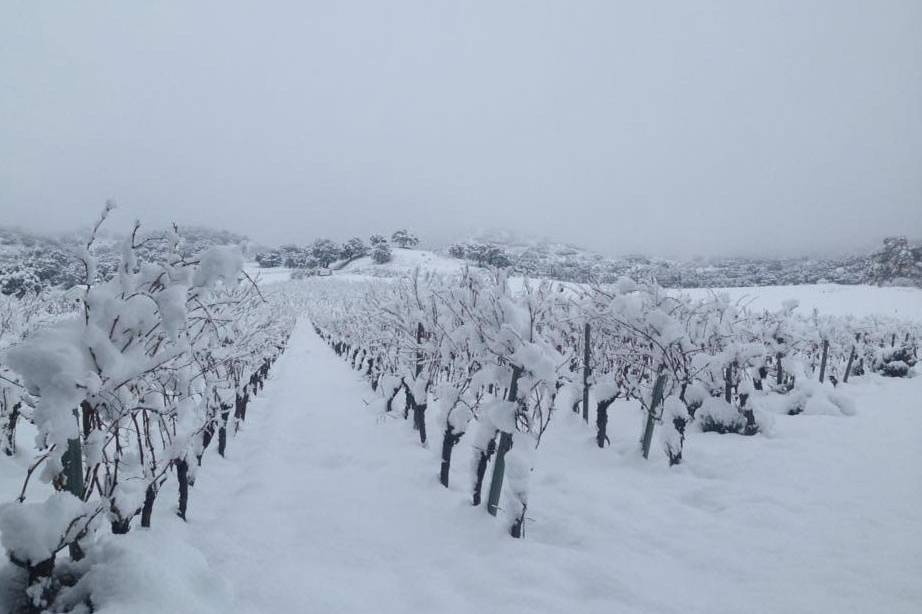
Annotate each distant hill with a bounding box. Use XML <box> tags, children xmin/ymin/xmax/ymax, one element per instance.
<box><xmin>444</xmin><ymin>233</ymin><xmax>917</xmax><ymax>288</ymax></box>
<box><xmin>6</xmin><ymin>222</ymin><xmax>917</xmax><ymax>296</ymax></box>
<box><xmin>260</xmin><ymin>229</ymin><xmax>921</xmax><ymax>289</ymax></box>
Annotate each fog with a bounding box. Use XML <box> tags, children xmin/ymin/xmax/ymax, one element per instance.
<box><xmin>2</xmin><ymin>1</ymin><xmax>920</xmax><ymax>257</ymax></box>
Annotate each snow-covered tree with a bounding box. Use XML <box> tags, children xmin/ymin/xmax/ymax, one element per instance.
<box><xmin>255</xmin><ymin>250</ymin><xmax>284</xmax><ymax>268</ymax></box>
<box><xmin>390</xmin><ymin>229</ymin><xmax>419</xmax><ymax>249</ymax></box>
<box><xmin>310</xmin><ymin>239</ymin><xmax>341</xmax><ymax>268</ymax></box>
<box><xmin>867</xmin><ymin>236</ymin><xmax>922</xmax><ymax>287</ymax></box>
<box><xmin>371</xmin><ymin>239</ymin><xmax>392</xmax><ymax>264</ymax></box>
<box><xmin>340</xmin><ymin>237</ymin><xmax>369</xmax><ymax>261</ymax></box>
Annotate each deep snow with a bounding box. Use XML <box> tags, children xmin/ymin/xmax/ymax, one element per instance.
<box><xmin>49</xmin><ymin>318</ymin><xmax>918</xmax><ymax>614</ymax></box>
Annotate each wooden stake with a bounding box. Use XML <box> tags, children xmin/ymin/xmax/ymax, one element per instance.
<box><xmin>818</xmin><ymin>339</ymin><xmax>829</xmax><ymax>383</ymax></box>
<box><xmin>582</xmin><ymin>323</ymin><xmax>591</xmax><ymax>423</ymax></box>
<box><xmin>641</xmin><ymin>374</ymin><xmax>667</xmax><ymax>459</ymax></box>
<box><xmin>843</xmin><ymin>345</ymin><xmax>856</xmax><ymax>384</ymax></box>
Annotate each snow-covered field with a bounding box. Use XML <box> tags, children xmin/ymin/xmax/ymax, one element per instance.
<box><xmin>1</xmin><ymin>274</ymin><xmax>920</xmax><ymax>613</ymax></box>
<box><xmin>243</xmin><ymin>264</ymin><xmax>292</xmax><ymax>285</ymax></box>
<box><xmin>679</xmin><ymin>283</ymin><xmax>922</xmax><ymax>319</ymax></box>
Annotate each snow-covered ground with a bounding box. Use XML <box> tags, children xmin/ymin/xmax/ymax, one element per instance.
<box><xmin>243</xmin><ymin>264</ymin><xmax>292</xmax><ymax>285</ymax></box>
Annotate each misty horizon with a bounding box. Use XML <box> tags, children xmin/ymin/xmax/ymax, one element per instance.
<box><xmin>2</xmin><ymin>2</ymin><xmax>920</xmax><ymax>259</ymax></box>
<box><xmin>0</xmin><ymin>212</ymin><xmax>904</xmax><ymax>262</ymax></box>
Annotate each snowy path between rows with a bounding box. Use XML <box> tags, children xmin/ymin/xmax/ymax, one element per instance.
<box><xmin>182</xmin><ymin>320</ymin><xmax>531</xmax><ymax>614</ymax></box>
<box><xmin>139</xmin><ymin>319</ymin><xmax>921</xmax><ymax>614</ymax></box>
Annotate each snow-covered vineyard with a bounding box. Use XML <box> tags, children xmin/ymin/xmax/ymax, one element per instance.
<box><xmin>0</xmin><ymin>225</ymin><xmax>920</xmax><ymax>613</ymax></box>
<box><xmin>4</xmin><ymin>0</ymin><xmax>921</xmax><ymax>609</ymax></box>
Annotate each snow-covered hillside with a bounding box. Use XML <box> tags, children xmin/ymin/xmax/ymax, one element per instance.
<box><xmin>246</xmin><ymin>249</ymin><xmax>468</xmax><ymax>284</ymax></box>
<box><xmin>337</xmin><ymin>248</ymin><xmax>468</xmax><ymax>278</ymax></box>
<box><xmin>447</xmin><ymin>233</ymin><xmax>896</xmax><ymax>288</ymax></box>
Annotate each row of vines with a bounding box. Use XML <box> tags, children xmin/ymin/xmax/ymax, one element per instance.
<box><xmin>0</xmin><ymin>206</ymin><xmax>296</xmax><ymax>612</ymax></box>
<box><xmin>299</xmin><ymin>270</ymin><xmax>919</xmax><ymax>538</ymax></box>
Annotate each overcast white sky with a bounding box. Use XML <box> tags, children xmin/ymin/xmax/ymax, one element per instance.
<box><xmin>1</xmin><ymin>1</ymin><xmax>920</xmax><ymax>257</ymax></box>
